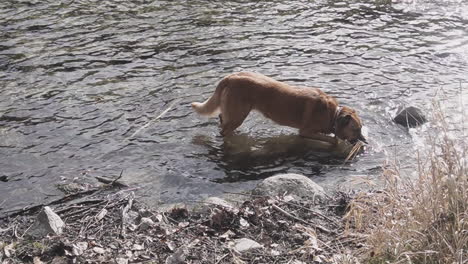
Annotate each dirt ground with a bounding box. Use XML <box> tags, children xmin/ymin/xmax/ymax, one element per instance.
<box><xmin>0</xmin><ymin>184</ymin><xmax>363</xmax><ymax>264</ymax></box>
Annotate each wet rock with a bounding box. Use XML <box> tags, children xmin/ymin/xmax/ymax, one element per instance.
<box><xmin>230</xmin><ymin>238</ymin><xmax>263</xmax><ymax>253</ymax></box>
<box><xmin>393</xmin><ymin>106</ymin><xmax>427</xmax><ymax>128</ymax></box>
<box><xmin>252</xmin><ymin>173</ymin><xmax>325</xmax><ymax>201</ymax></box>
<box><xmin>28</xmin><ymin>206</ymin><xmax>65</xmax><ymax>238</ymax></box>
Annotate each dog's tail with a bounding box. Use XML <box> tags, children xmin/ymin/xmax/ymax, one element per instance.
<box><xmin>191</xmin><ymin>78</ymin><xmax>227</xmax><ymax>117</ymax></box>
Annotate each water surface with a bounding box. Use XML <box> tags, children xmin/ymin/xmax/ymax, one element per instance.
<box><xmin>1</xmin><ymin>0</ymin><xmax>467</xmax><ymax>214</ymax></box>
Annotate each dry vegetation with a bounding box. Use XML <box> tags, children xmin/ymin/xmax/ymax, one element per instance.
<box><xmin>346</xmin><ymin>102</ymin><xmax>467</xmax><ymax>263</ymax></box>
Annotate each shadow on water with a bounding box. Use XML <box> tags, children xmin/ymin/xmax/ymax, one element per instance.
<box><xmin>192</xmin><ymin>133</ymin><xmax>347</xmax><ymax>183</ymax></box>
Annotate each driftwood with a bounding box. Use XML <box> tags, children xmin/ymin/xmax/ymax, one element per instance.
<box><xmin>271</xmin><ymin>204</ymin><xmax>333</xmax><ymax>234</ymax></box>
<box><xmin>95</xmin><ymin>169</ymin><xmax>128</xmax><ymax>187</ymax></box>
<box><xmin>1</xmin><ymin>171</ymin><xmax>128</xmax><ymax>221</ymax></box>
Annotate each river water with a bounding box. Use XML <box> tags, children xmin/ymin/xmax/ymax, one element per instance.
<box><xmin>1</xmin><ymin>0</ymin><xmax>467</xmax><ymax>214</ymax></box>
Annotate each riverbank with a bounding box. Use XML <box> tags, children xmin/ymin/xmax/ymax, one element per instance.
<box><xmin>1</xmin><ymin>105</ymin><xmax>466</xmax><ymax>264</ymax></box>
<box><xmin>0</xmin><ymin>174</ymin><xmax>361</xmax><ymax>264</ymax></box>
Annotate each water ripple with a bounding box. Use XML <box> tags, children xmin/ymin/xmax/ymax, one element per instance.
<box><xmin>1</xmin><ymin>0</ymin><xmax>467</xmax><ymax>213</ymax></box>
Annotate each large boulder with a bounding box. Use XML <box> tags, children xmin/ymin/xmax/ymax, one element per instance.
<box><xmin>393</xmin><ymin>106</ymin><xmax>427</xmax><ymax>128</ymax></box>
<box><xmin>252</xmin><ymin>173</ymin><xmax>325</xmax><ymax>201</ymax></box>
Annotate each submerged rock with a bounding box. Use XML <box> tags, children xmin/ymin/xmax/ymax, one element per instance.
<box><xmin>252</xmin><ymin>173</ymin><xmax>325</xmax><ymax>201</ymax></box>
<box><xmin>28</xmin><ymin>206</ymin><xmax>65</xmax><ymax>238</ymax></box>
<box><xmin>393</xmin><ymin>106</ymin><xmax>427</xmax><ymax>128</ymax></box>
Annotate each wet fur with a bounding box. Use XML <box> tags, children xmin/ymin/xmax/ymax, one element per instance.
<box><xmin>191</xmin><ymin>72</ymin><xmax>365</xmax><ymax>144</ymax></box>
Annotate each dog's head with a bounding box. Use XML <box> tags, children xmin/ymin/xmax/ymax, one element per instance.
<box><xmin>334</xmin><ymin>106</ymin><xmax>366</xmax><ymax>144</ymax></box>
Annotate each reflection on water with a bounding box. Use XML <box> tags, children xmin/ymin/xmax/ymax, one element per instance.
<box><xmin>0</xmin><ymin>0</ymin><xmax>467</xmax><ymax>213</ymax></box>
<box><xmin>192</xmin><ymin>133</ymin><xmax>345</xmax><ymax>183</ymax></box>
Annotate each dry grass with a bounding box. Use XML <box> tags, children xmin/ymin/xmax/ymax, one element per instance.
<box><xmin>345</xmin><ymin>102</ymin><xmax>467</xmax><ymax>264</ymax></box>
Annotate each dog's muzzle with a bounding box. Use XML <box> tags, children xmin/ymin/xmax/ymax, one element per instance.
<box><xmin>357</xmin><ymin>134</ymin><xmax>368</xmax><ymax>144</ymax></box>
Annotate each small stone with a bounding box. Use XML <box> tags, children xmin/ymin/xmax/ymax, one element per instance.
<box><xmin>165</xmin><ymin>247</ymin><xmax>186</xmax><ymax>264</ymax></box>
<box><xmin>115</xmin><ymin>258</ymin><xmax>129</xmax><ymax>264</ymax></box>
<box><xmin>139</xmin><ymin>217</ymin><xmax>155</xmax><ymax>231</ymax></box>
<box><xmin>230</xmin><ymin>238</ymin><xmax>263</xmax><ymax>253</ymax></box>
<box><xmin>132</xmin><ymin>244</ymin><xmax>144</xmax><ymax>251</ymax></box>
<box><xmin>252</xmin><ymin>173</ymin><xmax>326</xmax><ymax>201</ymax></box>
<box><xmin>239</xmin><ymin>218</ymin><xmax>250</xmax><ymax>228</ymax></box>
<box><xmin>4</xmin><ymin>242</ymin><xmax>14</xmax><ymax>258</ymax></box>
<box><xmin>138</xmin><ymin>208</ymin><xmax>152</xmax><ymax>218</ymax></box>
<box><xmin>93</xmin><ymin>247</ymin><xmax>105</xmax><ymax>254</ymax></box>
<box><xmin>393</xmin><ymin>106</ymin><xmax>427</xmax><ymax>128</ymax></box>
<box><xmin>166</xmin><ymin>241</ymin><xmax>176</xmax><ymax>252</ymax></box>
<box><xmin>28</xmin><ymin>206</ymin><xmax>65</xmax><ymax>238</ymax></box>
<box><xmin>290</xmin><ymin>260</ymin><xmax>306</xmax><ymax>264</ymax></box>
<box><xmin>220</xmin><ymin>230</ymin><xmax>235</xmax><ymax>240</ymax></box>
<box><xmin>33</xmin><ymin>256</ymin><xmax>44</xmax><ymax>264</ymax></box>
<box><xmin>270</xmin><ymin>249</ymin><xmax>280</xmax><ymax>256</ymax></box>
<box><xmin>72</xmin><ymin>242</ymin><xmax>88</xmax><ymax>256</ymax></box>
<box><xmin>178</xmin><ymin>221</ymin><xmax>189</xmax><ymax>228</ymax></box>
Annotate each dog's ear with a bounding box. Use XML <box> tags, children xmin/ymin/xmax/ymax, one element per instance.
<box><xmin>337</xmin><ymin>114</ymin><xmax>351</xmax><ymax>127</ymax></box>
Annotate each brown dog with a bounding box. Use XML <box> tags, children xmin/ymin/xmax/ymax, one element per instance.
<box><xmin>191</xmin><ymin>72</ymin><xmax>366</xmax><ymax>145</ymax></box>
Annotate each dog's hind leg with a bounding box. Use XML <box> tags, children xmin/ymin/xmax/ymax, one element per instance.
<box><xmin>219</xmin><ymin>99</ymin><xmax>252</xmax><ymax>137</ymax></box>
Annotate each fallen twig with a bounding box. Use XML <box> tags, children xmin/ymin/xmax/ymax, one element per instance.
<box><xmin>0</xmin><ymin>188</ymin><xmax>102</xmax><ymax>220</ymax></box>
<box><xmin>126</xmin><ymin>99</ymin><xmax>181</xmax><ymax>140</ymax></box>
<box><xmin>120</xmin><ymin>192</ymin><xmax>135</xmax><ymax>238</ymax></box>
<box><xmin>95</xmin><ymin>170</ymin><xmax>127</xmax><ymax>187</ymax></box>
<box><xmin>272</xmin><ymin>204</ymin><xmax>333</xmax><ymax>234</ymax></box>
<box><xmin>280</xmin><ymin>199</ymin><xmax>339</xmax><ymax>225</ymax></box>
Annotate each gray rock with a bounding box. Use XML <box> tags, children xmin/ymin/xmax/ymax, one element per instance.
<box><xmin>252</xmin><ymin>173</ymin><xmax>325</xmax><ymax>201</ymax></box>
<box><xmin>393</xmin><ymin>106</ymin><xmax>427</xmax><ymax>128</ymax></box>
<box><xmin>165</xmin><ymin>247</ymin><xmax>186</xmax><ymax>264</ymax></box>
<box><xmin>28</xmin><ymin>206</ymin><xmax>65</xmax><ymax>238</ymax></box>
<box><xmin>93</xmin><ymin>247</ymin><xmax>105</xmax><ymax>254</ymax></box>
<box><xmin>192</xmin><ymin>197</ymin><xmax>236</xmax><ymax>214</ymax></box>
<box><xmin>139</xmin><ymin>217</ymin><xmax>155</xmax><ymax>231</ymax></box>
<box><xmin>230</xmin><ymin>238</ymin><xmax>263</xmax><ymax>253</ymax></box>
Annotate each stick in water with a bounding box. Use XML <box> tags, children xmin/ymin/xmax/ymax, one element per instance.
<box><xmin>125</xmin><ymin>99</ymin><xmax>181</xmax><ymax>140</ymax></box>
